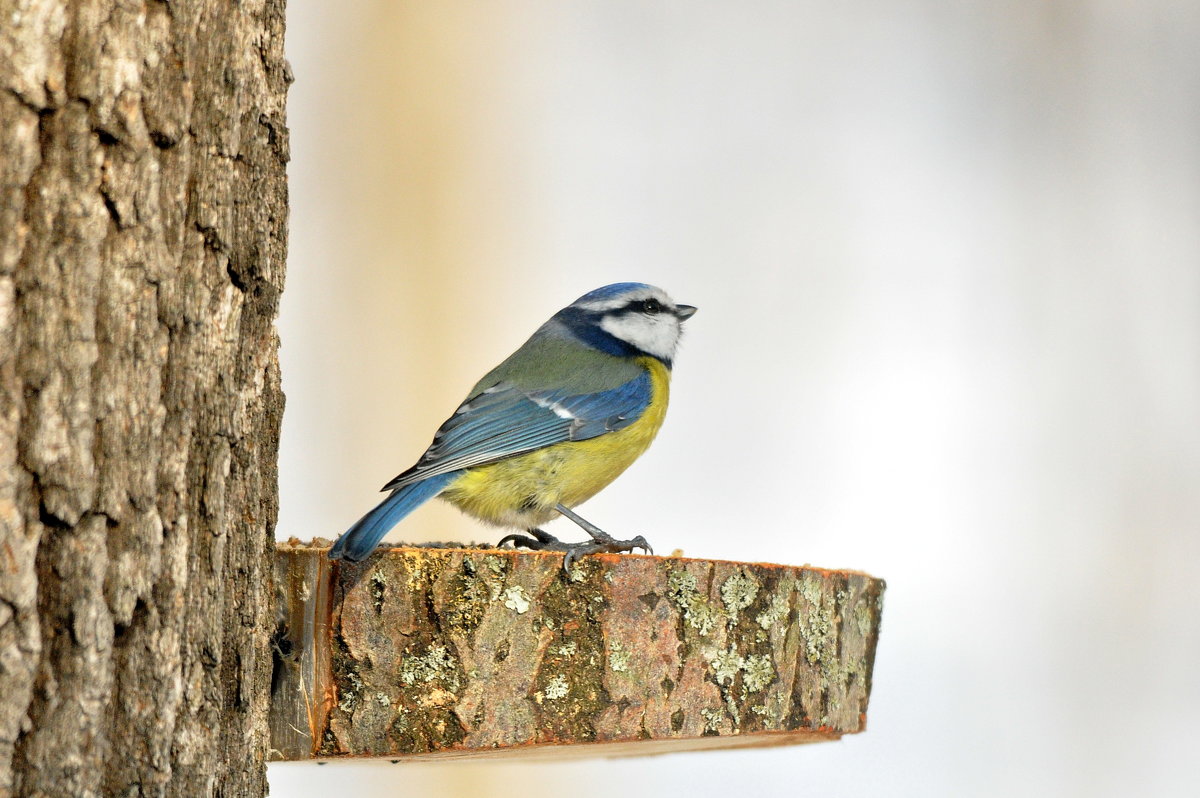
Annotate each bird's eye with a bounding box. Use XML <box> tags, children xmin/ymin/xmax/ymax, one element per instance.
<box><xmin>640</xmin><ymin>298</ymin><xmax>663</xmax><ymax>315</ymax></box>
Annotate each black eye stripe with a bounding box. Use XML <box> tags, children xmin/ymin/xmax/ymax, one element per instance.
<box><xmin>615</xmin><ymin>298</ymin><xmax>664</xmax><ymax>315</ymax></box>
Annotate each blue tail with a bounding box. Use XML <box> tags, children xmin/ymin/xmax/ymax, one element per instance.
<box><xmin>329</xmin><ymin>472</ymin><xmax>458</xmax><ymax>561</ymax></box>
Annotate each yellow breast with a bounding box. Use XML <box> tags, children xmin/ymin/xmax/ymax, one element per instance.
<box><xmin>440</xmin><ymin>357</ymin><xmax>672</xmax><ymax>528</ymax></box>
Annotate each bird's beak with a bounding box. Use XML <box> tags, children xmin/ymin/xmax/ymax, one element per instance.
<box><xmin>675</xmin><ymin>304</ymin><xmax>698</xmax><ymax>320</ymax></box>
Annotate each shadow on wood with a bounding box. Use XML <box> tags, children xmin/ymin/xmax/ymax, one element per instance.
<box><xmin>270</xmin><ymin>541</ymin><xmax>885</xmax><ymax>762</ymax></box>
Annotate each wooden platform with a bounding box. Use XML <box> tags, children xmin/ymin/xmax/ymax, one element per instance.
<box><xmin>269</xmin><ymin>541</ymin><xmax>885</xmax><ymax>761</ymax></box>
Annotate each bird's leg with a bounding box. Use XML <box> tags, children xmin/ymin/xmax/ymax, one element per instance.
<box><xmin>555</xmin><ymin>505</ymin><xmax>618</xmax><ymax>542</ymax></box>
<box><xmin>553</xmin><ymin>504</ymin><xmax>652</xmax><ymax>570</ymax></box>
<box><xmin>498</xmin><ymin>507</ymin><xmax>652</xmax><ymax>571</ymax></box>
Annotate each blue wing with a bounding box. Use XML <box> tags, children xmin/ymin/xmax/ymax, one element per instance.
<box><xmin>382</xmin><ymin>371</ymin><xmax>653</xmax><ymax>491</ymax></box>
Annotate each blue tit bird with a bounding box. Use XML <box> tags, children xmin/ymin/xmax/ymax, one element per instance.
<box><xmin>328</xmin><ymin>282</ymin><xmax>697</xmax><ymax>569</ymax></box>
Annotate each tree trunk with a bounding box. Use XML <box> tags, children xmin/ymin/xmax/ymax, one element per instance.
<box><xmin>0</xmin><ymin>1</ymin><xmax>288</xmax><ymax>796</ymax></box>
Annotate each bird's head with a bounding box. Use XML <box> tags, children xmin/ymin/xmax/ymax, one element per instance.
<box><xmin>557</xmin><ymin>282</ymin><xmax>697</xmax><ymax>366</ymax></box>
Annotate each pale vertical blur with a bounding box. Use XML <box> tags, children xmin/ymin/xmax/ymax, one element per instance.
<box><xmin>275</xmin><ymin>2</ymin><xmax>1200</xmax><ymax>796</ymax></box>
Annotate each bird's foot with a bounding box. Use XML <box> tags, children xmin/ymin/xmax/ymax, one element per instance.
<box><xmin>497</xmin><ymin>526</ymin><xmax>565</xmax><ymax>550</ymax></box>
<box><xmin>556</xmin><ymin>535</ymin><xmax>653</xmax><ymax>572</ymax></box>
<box><xmin>498</xmin><ymin>528</ymin><xmax>652</xmax><ymax>571</ymax></box>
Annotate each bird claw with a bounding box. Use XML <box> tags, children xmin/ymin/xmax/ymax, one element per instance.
<box><xmin>561</xmin><ymin>536</ymin><xmax>652</xmax><ymax>571</ymax></box>
<box><xmin>498</xmin><ymin>530</ymin><xmax>653</xmax><ymax>571</ymax></box>
<box><xmin>497</xmin><ymin>533</ymin><xmax>539</xmax><ymax>549</ymax></box>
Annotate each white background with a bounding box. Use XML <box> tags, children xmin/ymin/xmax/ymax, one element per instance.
<box><xmin>272</xmin><ymin>2</ymin><xmax>1200</xmax><ymax>795</ymax></box>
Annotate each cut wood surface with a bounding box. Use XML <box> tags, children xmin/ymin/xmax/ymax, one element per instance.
<box><xmin>271</xmin><ymin>541</ymin><xmax>885</xmax><ymax>761</ymax></box>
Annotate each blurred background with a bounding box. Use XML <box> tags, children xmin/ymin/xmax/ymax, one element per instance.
<box><xmin>272</xmin><ymin>2</ymin><xmax>1200</xmax><ymax>796</ymax></box>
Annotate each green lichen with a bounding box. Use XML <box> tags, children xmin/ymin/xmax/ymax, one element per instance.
<box><xmin>557</xmin><ymin>641</ymin><xmax>578</xmax><ymax>657</ymax></box>
<box><xmin>608</xmin><ymin>641</ymin><xmax>631</xmax><ymax>673</ymax></box>
<box><xmin>338</xmin><ymin>670</ymin><xmax>365</xmax><ymax>711</ymax></box>
<box><xmin>804</xmin><ymin>615</ymin><xmax>832</xmax><ymax>664</ymax></box>
<box><xmin>369</xmin><ymin>570</ymin><xmax>387</xmax><ymax>609</ymax></box>
<box><xmin>365</xmin><ymin>568</ymin><xmax>393</xmax><ymax>615</ymax></box>
<box><xmin>543</xmin><ymin>674</ymin><xmax>569</xmax><ymax>700</ymax></box>
<box><xmin>399</xmin><ymin>644</ymin><xmax>461</xmax><ymax>692</ymax></box>
<box><xmin>502</xmin><ymin>585</ymin><xmax>531</xmax><ymax>613</ymax></box>
<box><xmin>700</xmin><ymin>707</ymin><xmax>723</xmax><ymax>734</ymax></box>
<box><xmin>709</xmin><ymin>647</ymin><xmax>776</xmax><ymax>696</ymax></box>
<box><xmin>376</xmin><ymin>692</ymin><xmax>391</xmax><ymax>707</ymax></box>
<box><xmin>668</xmin><ymin>569</ymin><xmax>697</xmax><ymax>597</ymax></box>
<box><xmin>667</xmin><ymin>569</ymin><xmax>719</xmax><ymax>635</ymax></box>
<box><xmin>800</xmin><ymin>575</ymin><xmax>834</xmax><ymax>665</ymax></box>
<box><xmin>800</xmin><ymin>574</ymin><xmax>824</xmax><ymax>604</ymax></box>
<box><xmin>755</xmin><ymin>588</ymin><xmax>791</xmax><ymax>630</ymax></box>
<box><xmin>741</xmin><ymin>653</ymin><xmax>775</xmax><ymax>693</ymax></box>
<box><xmin>855</xmin><ymin>600</ymin><xmax>873</xmax><ymax>637</ymax></box>
<box><xmin>720</xmin><ymin>571</ymin><xmax>759</xmax><ymax>616</ymax></box>
<box><xmin>710</xmin><ymin>646</ymin><xmax>742</xmax><ymax>686</ymax></box>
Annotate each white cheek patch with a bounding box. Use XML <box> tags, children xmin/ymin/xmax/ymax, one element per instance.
<box><xmin>599</xmin><ymin>313</ymin><xmax>680</xmax><ymax>360</ymax></box>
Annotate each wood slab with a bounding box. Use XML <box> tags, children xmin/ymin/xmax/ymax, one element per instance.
<box><xmin>269</xmin><ymin>541</ymin><xmax>885</xmax><ymax>761</ymax></box>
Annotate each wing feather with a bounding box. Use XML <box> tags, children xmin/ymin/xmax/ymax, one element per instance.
<box><xmin>381</xmin><ymin>371</ymin><xmax>653</xmax><ymax>491</ymax></box>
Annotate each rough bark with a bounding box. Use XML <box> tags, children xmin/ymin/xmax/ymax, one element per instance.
<box><xmin>271</xmin><ymin>543</ymin><xmax>885</xmax><ymax>761</ymax></box>
<box><xmin>0</xmin><ymin>1</ymin><xmax>288</xmax><ymax>796</ymax></box>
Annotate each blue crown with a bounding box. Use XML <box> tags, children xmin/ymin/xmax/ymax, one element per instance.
<box><xmin>572</xmin><ymin>282</ymin><xmax>653</xmax><ymax>305</ymax></box>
